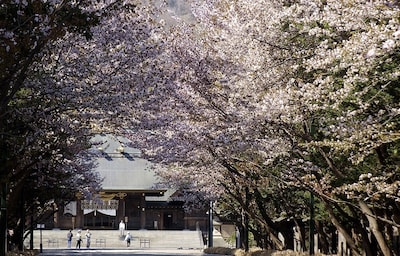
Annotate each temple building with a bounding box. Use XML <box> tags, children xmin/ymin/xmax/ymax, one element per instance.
<box><xmin>53</xmin><ymin>134</ymin><xmax>207</xmax><ymax>231</ymax></box>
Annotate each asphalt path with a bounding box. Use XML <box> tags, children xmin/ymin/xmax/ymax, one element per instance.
<box><xmin>38</xmin><ymin>248</ymin><xmax>209</xmax><ymax>256</ymax></box>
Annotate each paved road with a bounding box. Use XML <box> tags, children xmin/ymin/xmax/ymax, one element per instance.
<box><xmin>39</xmin><ymin>248</ymin><xmax>209</xmax><ymax>256</ymax></box>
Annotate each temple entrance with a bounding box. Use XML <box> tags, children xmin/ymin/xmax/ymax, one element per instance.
<box><xmin>84</xmin><ymin>210</ymin><xmax>117</xmax><ymax>228</ymax></box>
<box><xmin>164</xmin><ymin>213</ymin><xmax>173</xmax><ymax>229</ymax></box>
<box><xmin>81</xmin><ymin>199</ymin><xmax>118</xmax><ymax>229</ymax></box>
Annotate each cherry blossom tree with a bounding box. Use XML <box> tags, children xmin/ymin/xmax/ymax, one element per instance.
<box><xmin>1</xmin><ymin>1</ymin><xmax>101</xmax><ymax>251</ymax></box>
<box><xmin>274</xmin><ymin>0</ymin><xmax>400</xmax><ymax>255</ymax></box>
<box><xmin>126</xmin><ymin>0</ymin><xmax>400</xmax><ymax>254</ymax></box>
<box><xmin>2</xmin><ymin>0</ymin><xmax>399</xmax><ymax>254</ymax></box>
<box><xmin>0</xmin><ymin>0</ymin><xmax>168</xmax><ymax>252</ymax></box>
<box><xmin>126</xmin><ymin>0</ymin><xmax>298</xmax><ymax>250</ymax></box>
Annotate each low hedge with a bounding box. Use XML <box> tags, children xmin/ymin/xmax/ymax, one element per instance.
<box><xmin>203</xmin><ymin>247</ymin><xmax>330</xmax><ymax>256</ymax></box>
<box><xmin>203</xmin><ymin>247</ymin><xmax>276</xmax><ymax>256</ymax></box>
<box><xmin>6</xmin><ymin>250</ymin><xmax>39</xmax><ymax>256</ymax></box>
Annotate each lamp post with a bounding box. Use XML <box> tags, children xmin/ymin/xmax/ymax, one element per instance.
<box><xmin>306</xmin><ymin>116</ymin><xmax>316</xmax><ymax>256</ymax></box>
<box><xmin>309</xmin><ymin>192</ymin><xmax>315</xmax><ymax>255</ymax></box>
<box><xmin>208</xmin><ymin>201</ymin><xmax>213</xmax><ymax>248</ymax></box>
<box><xmin>37</xmin><ymin>224</ymin><xmax>44</xmax><ymax>253</ymax></box>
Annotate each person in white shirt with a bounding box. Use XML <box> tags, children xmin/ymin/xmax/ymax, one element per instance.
<box><xmin>124</xmin><ymin>232</ymin><xmax>132</xmax><ymax>247</ymax></box>
<box><xmin>85</xmin><ymin>229</ymin><xmax>92</xmax><ymax>248</ymax></box>
<box><xmin>119</xmin><ymin>220</ymin><xmax>125</xmax><ymax>237</ymax></box>
<box><xmin>76</xmin><ymin>230</ymin><xmax>82</xmax><ymax>249</ymax></box>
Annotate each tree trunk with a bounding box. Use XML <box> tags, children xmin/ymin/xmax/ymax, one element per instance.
<box><xmin>243</xmin><ymin>187</ymin><xmax>250</xmax><ymax>251</ymax></box>
<box><xmin>324</xmin><ymin>201</ymin><xmax>360</xmax><ymax>256</ymax></box>
<box><xmin>358</xmin><ymin>201</ymin><xmax>392</xmax><ymax>256</ymax></box>
<box><xmin>0</xmin><ymin>183</ymin><xmax>7</xmax><ymax>256</ymax></box>
<box><xmin>315</xmin><ymin>221</ymin><xmax>329</xmax><ymax>254</ymax></box>
<box><xmin>241</xmin><ymin>208</ymin><xmax>249</xmax><ymax>251</ymax></box>
<box><xmin>253</xmin><ymin>188</ymin><xmax>284</xmax><ymax>250</ymax></box>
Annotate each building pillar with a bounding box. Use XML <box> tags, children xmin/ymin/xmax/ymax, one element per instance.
<box><xmin>184</xmin><ymin>213</ymin><xmax>188</xmax><ymax>230</ymax></box>
<box><xmin>160</xmin><ymin>210</ymin><xmax>164</xmax><ymax>230</ymax></box>
<box><xmin>117</xmin><ymin>199</ymin><xmax>125</xmax><ymax>228</ymax></box>
<box><xmin>76</xmin><ymin>200</ymin><xmax>83</xmax><ymax>229</ymax></box>
<box><xmin>140</xmin><ymin>193</ymin><xmax>146</xmax><ymax>229</ymax></box>
<box><xmin>53</xmin><ymin>203</ymin><xmax>58</xmax><ymax>228</ymax></box>
<box><xmin>116</xmin><ymin>192</ymin><xmax>127</xmax><ymax>230</ymax></box>
<box><xmin>75</xmin><ymin>193</ymin><xmax>84</xmax><ymax>229</ymax></box>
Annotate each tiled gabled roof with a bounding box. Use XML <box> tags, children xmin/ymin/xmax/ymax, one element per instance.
<box><xmin>91</xmin><ymin>134</ymin><xmax>166</xmax><ymax>192</ymax></box>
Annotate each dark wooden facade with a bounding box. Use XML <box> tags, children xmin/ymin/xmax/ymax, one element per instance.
<box><xmin>54</xmin><ymin>192</ymin><xmax>207</xmax><ymax>231</ymax></box>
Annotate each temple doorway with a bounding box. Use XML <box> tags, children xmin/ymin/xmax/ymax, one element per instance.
<box><xmin>164</xmin><ymin>213</ymin><xmax>173</xmax><ymax>229</ymax></box>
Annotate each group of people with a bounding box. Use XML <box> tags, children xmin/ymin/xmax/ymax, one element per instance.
<box><xmin>67</xmin><ymin>229</ymin><xmax>91</xmax><ymax>249</ymax></box>
<box><xmin>120</xmin><ymin>220</ymin><xmax>132</xmax><ymax>247</ymax></box>
<box><xmin>66</xmin><ymin>220</ymin><xmax>132</xmax><ymax>249</ymax></box>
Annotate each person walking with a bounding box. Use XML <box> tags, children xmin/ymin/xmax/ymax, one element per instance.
<box><xmin>85</xmin><ymin>229</ymin><xmax>92</xmax><ymax>248</ymax></box>
<box><xmin>124</xmin><ymin>232</ymin><xmax>132</xmax><ymax>247</ymax></box>
<box><xmin>76</xmin><ymin>230</ymin><xmax>82</xmax><ymax>249</ymax></box>
<box><xmin>67</xmin><ymin>229</ymin><xmax>73</xmax><ymax>248</ymax></box>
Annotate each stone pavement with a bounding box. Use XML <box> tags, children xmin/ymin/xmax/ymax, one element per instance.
<box><xmin>30</xmin><ymin>230</ymin><xmax>206</xmax><ymax>250</ymax></box>
<box><xmin>30</xmin><ymin>228</ymin><xmax>231</xmax><ymax>250</ymax></box>
<box><xmin>38</xmin><ymin>248</ymin><xmax>208</xmax><ymax>256</ymax></box>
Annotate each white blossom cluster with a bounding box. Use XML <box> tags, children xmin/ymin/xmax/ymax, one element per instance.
<box><xmin>120</xmin><ymin>0</ymin><xmax>400</xmax><ymax>251</ymax></box>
